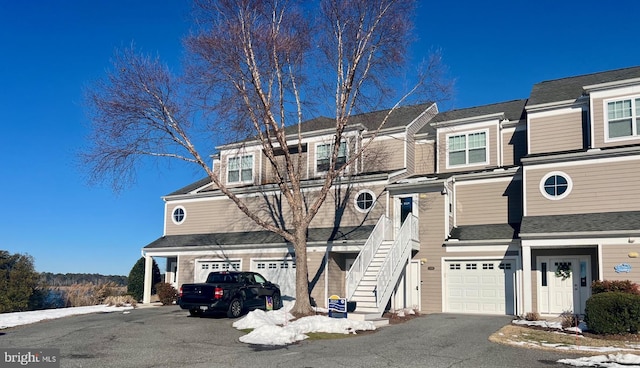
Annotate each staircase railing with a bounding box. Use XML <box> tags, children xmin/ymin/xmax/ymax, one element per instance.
<box><xmin>375</xmin><ymin>213</ymin><xmax>418</xmax><ymax>314</ymax></box>
<box><xmin>345</xmin><ymin>215</ymin><xmax>391</xmax><ymax>300</ymax></box>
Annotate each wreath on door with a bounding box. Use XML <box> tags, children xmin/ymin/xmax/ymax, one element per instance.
<box><xmin>555</xmin><ymin>263</ymin><xmax>572</xmax><ymax>280</ymax></box>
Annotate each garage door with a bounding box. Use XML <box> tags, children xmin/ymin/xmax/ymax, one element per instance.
<box><xmin>196</xmin><ymin>260</ymin><xmax>241</xmax><ymax>282</ymax></box>
<box><xmin>251</xmin><ymin>259</ymin><xmax>296</xmax><ymax>298</ymax></box>
<box><xmin>445</xmin><ymin>260</ymin><xmax>515</xmax><ymax>315</ymax></box>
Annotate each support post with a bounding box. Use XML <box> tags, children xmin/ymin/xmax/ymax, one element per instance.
<box><xmin>522</xmin><ymin>244</ymin><xmax>532</xmax><ymax>313</ymax></box>
<box><xmin>143</xmin><ymin>255</ymin><xmax>153</xmax><ymax>304</ymax></box>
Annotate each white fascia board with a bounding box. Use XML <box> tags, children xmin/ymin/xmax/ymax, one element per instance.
<box><xmin>525</xmin><ymin>97</ymin><xmax>588</xmax><ymax>113</ymax></box>
<box><xmin>521</xmin><ymin>148</ymin><xmax>640</xmax><ymax>169</ymax></box>
<box><xmin>527</xmin><ymin>105</ymin><xmax>584</xmax><ymax>119</ymax></box>
<box><xmin>584</xmin><ymin>78</ymin><xmax>640</xmax><ymax>93</ymax></box>
<box><xmin>452</xmin><ymin>167</ymin><xmax>521</xmax><ymax>184</ymax></box>
<box><xmin>520</xmin><ymin>231</ymin><xmax>640</xmax><ymax>241</ymax></box>
<box><xmin>444</xmin><ymin>243</ymin><xmax>514</xmax><ymax>252</ymax></box>
<box><xmin>435</xmin><ymin>118</ymin><xmax>499</xmax><ymax>132</ymax></box>
<box><xmin>432</xmin><ymin>112</ymin><xmax>504</xmax><ymax>128</ymax></box>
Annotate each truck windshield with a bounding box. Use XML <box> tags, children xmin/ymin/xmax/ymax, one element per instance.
<box><xmin>206</xmin><ymin>273</ymin><xmax>239</xmax><ymax>283</ymax></box>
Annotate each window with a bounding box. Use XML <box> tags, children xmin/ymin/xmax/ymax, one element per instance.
<box><xmin>354</xmin><ymin>190</ymin><xmax>375</xmax><ymax>213</ymax></box>
<box><xmin>540</xmin><ymin>171</ymin><xmax>572</xmax><ymax>200</ymax></box>
<box><xmin>449</xmin><ymin>263</ymin><xmax>461</xmax><ymax>270</ymax></box>
<box><xmin>316</xmin><ymin>141</ymin><xmax>347</xmax><ymax>173</ymax></box>
<box><xmin>227</xmin><ymin>155</ymin><xmax>253</xmax><ymax>183</ymax></box>
<box><xmin>447</xmin><ymin>131</ymin><xmax>487</xmax><ymax>167</ymax></box>
<box><xmin>606</xmin><ymin>98</ymin><xmax>640</xmax><ymax>139</ymax></box>
<box><xmin>172</xmin><ymin>206</ymin><xmax>186</xmax><ymax>224</ymax></box>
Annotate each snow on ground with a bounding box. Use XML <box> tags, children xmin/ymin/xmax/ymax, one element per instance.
<box><xmin>0</xmin><ymin>305</ymin><xmax>134</xmax><ymax>329</ymax></box>
<box><xmin>558</xmin><ymin>353</ymin><xmax>640</xmax><ymax>367</ymax></box>
<box><xmin>232</xmin><ymin>301</ymin><xmax>376</xmax><ymax>346</ymax></box>
<box><xmin>512</xmin><ymin>319</ymin><xmax>640</xmax><ymax>367</ymax></box>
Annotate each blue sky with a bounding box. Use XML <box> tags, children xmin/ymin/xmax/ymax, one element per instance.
<box><xmin>1</xmin><ymin>1</ymin><xmax>638</xmax><ymax>276</ymax></box>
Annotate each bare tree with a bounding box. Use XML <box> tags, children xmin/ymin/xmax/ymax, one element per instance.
<box><xmin>84</xmin><ymin>0</ymin><xmax>450</xmax><ymax>316</ymax></box>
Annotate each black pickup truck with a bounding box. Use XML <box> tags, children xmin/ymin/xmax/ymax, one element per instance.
<box><xmin>178</xmin><ymin>271</ymin><xmax>282</xmax><ymax>318</ymax></box>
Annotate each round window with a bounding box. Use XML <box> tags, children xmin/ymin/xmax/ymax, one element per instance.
<box><xmin>355</xmin><ymin>190</ymin><xmax>375</xmax><ymax>212</ymax></box>
<box><xmin>172</xmin><ymin>206</ymin><xmax>186</xmax><ymax>224</ymax></box>
<box><xmin>539</xmin><ymin>172</ymin><xmax>572</xmax><ymax>200</ymax></box>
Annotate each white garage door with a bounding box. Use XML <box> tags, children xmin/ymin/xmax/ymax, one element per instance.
<box><xmin>445</xmin><ymin>259</ymin><xmax>515</xmax><ymax>315</ymax></box>
<box><xmin>251</xmin><ymin>259</ymin><xmax>296</xmax><ymax>298</ymax></box>
<box><xmin>196</xmin><ymin>260</ymin><xmax>241</xmax><ymax>282</ymax></box>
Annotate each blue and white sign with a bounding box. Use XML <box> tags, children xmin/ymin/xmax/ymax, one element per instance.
<box><xmin>614</xmin><ymin>263</ymin><xmax>632</xmax><ymax>273</ymax></box>
<box><xmin>328</xmin><ymin>295</ymin><xmax>347</xmax><ymax>318</ymax></box>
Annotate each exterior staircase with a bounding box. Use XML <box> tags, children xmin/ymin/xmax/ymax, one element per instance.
<box><xmin>345</xmin><ymin>214</ymin><xmax>418</xmax><ymax>325</ymax></box>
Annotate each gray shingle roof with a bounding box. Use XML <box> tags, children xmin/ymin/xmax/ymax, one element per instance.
<box><xmin>449</xmin><ymin>223</ymin><xmax>520</xmax><ymax>241</ymax></box>
<box><xmin>419</xmin><ymin>99</ymin><xmax>526</xmax><ymax>135</ymax></box>
<box><xmin>144</xmin><ymin>225</ymin><xmax>375</xmax><ymax>249</ymax></box>
<box><xmin>520</xmin><ymin>211</ymin><xmax>640</xmax><ymax>235</ymax></box>
<box><xmin>528</xmin><ymin>66</ymin><xmax>640</xmax><ymax>106</ymax></box>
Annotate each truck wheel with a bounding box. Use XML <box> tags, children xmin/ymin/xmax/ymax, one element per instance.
<box><xmin>272</xmin><ymin>293</ymin><xmax>282</xmax><ymax>310</ymax></box>
<box><xmin>189</xmin><ymin>309</ymin><xmax>201</xmax><ymax>317</ymax></box>
<box><xmin>227</xmin><ymin>299</ymin><xmax>243</xmax><ymax>318</ymax></box>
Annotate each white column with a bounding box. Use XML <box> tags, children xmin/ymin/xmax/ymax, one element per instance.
<box><xmin>521</xmin><ymin>244</ymin><xmax>532</xmax><ymax>313</ymax></box>
<box><xmin>143</xmin><ymin>255</ymin><xmax>153</xmax><ymax>304</ymax></box>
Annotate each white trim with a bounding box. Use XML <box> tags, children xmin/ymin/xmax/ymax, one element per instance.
<box><xmin>539</xmin><ymin>171</ymin><xmax>573</xmax><ymax>201</ymax></box>
<box><xmin>313</xmin><ymin>139</ymin><xmax>349</xmax><ymax>177</ymax></box>
<box><xmin>522</xmin><ymin>244</ymin><xmax>532</xmax><ymax>312</ymax></box>
<box><xmin>522</xmin><ymin>152</ymin><xmax>640</xmax><ymax>171</ymax></box>
<box><xmin>171</xmin><ymin>205</ymin><xmax>187</xmax><ymax>225</ymax></box>
<box><xmin>445</xmin><ymin>245</ymin><xmax>514</xmax><ymax>253</ymax></box>
<box><xmin>226</xmin><ymin>153</ymin><xmax>255</xmax><ymax>185</ymax></box>
<box><xmin>445</xmin><ymin>129</ymin><xmax>490</xmax><ymax>169</ymax></box>
<box><xmin>354</xmin><ymin>189</ymin><xmax>376</xmax><ymax>213</ymax></box>
<box><xmin>597</xmin><ymin>243</ymin><xmax>603</xmax><ymax>282</ymax></box>
<box><xmin>602</xmin><ymin>95</ymin><xmax>640</xmax><ymax>143</ymax></box>
<box><xmin>522</xmin><ymin>167</ymin><xmax>528</xmax><ymax>216</ymax></box>
<box><xmin>454</xmin><ymin>175</ymin><xmax>515</xmax><ymax>186</ymax></box>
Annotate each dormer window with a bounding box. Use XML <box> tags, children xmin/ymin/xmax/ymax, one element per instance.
<box><xmin>316</xmin><ymin>141</ymin><xmax>347</xmax><ymax>173</ymax></box>
<box><xmin>606</xmin><ymin>97</ymin><xmax>640</xmax><ymax>140</ymax></box>
<box><xmin>227</xmin><ymin>155</ymin><xmax>253</xmax><ymax>183</ymax></box>
<box><xmin>447</xmin><ymin>130</ymin><xmax>488</xmax><ymax>167</ymax></box>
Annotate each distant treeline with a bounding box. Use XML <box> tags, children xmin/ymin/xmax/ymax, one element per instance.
<box><xmin>40</xmin><ymin>272</ymin><xmax>127</xmax><ymax>287</ymax></box>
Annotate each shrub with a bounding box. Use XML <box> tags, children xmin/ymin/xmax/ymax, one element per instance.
<box><xmin>104</xmin><ymin>295</ymin><xmax>137</xmax><ymax>307</ymax></box>
<box><xmin>585</xmin><ymin>291</ymin><xmax>640</xmax><ymax>335</ymax></box>
<box><xmin>560</xmin><ymin>311</ymin><xmax>579</xmax><ymax>329</ymax></box>
<box><xmin>524</xmin><ymin>312</ymin><xmax>540</xmax><ymax>321</ymax></box>
<box><xmin>0</xmin><ymin>251</ymin><xmax>41</xmax><ymax>312</ymax></box>
<box><xmin>155</xmin><ymin>282</ymin><xmax>178</xmax><ymax>305</ymax></box>
<box><xmin>591</xmin><ymin>280</ymin><xmax>640</xmax><ymax>295</ymax></box>
<box><xmin>127</xmin><ymin>257</ymin><xmax>161</xmax><ymax>302</ymax></box>
<box><xmin>65</xmin><ymin>282</ymin><xmax>120</xmax><ymax>307</ymax></box>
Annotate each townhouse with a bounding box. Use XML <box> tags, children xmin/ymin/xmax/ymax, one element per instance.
<box><xmin>142</xmin><ymin>66</ymin><xmax>640</xmax><ymax>317</ymax></box>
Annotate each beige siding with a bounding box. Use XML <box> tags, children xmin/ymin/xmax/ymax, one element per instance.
<box><xmin>528</xmin><ymin>110</ymin><xmax>583</xmax><ymax>154</ymax></box>
<box><xmin>362</xmin><ymin>137</ymin><xmax>405</xmax><ymax>173</ymax></box>
<box><xmin>437</xmin><ymin>125</ymin><xmax>499</xmax><ymax>173</ymax></box>
<box><xmin>592</xmin><ymin>94</ymin><xmax>640</xmax><ymax>148</ymax></box>
<box><xmin>306</xmin><ymin>252</ymin><xmax>326</xmax><ymax>306</ymax></box>
<box><xmin>166</xmin><ymin>183</ymin><xmax>387</xmax><ymax>235</ymax></box>
<box><xmin>601</xmin><ymin>244</ymin><xmax>640</xmax><ymax>283</ymax></box>
<box><xmin>525</xmin><ymin>158</ymin><xmax>640</xmax><ymax>216</ymax></box>
<box><xmin>326</xmin><ymin>253</ymin><xmax>345</xmax><ymax>298</ymax></box>
<box><xmin>414</xmin><ymin>141</ymin><xmax>435</xmax><ymax>175</ymax></box>
<box><xmin>455</xmin><ymin>178</ymin><xmax>522</xmax><ymax>226</ymax></box>
<box><xmin>414</xmin><ymin>192</ymin><xmax>447</xmax><ymax>314</ymax></box>
<box><xmin>502</xmin><ymin>127</ymin><xmax>526</xmax><ymax>167</ymax></box>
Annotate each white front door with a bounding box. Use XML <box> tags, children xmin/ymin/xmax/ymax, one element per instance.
<box><xmin>538</xmin><ymin>257</ymin><xmax>590</xmax><ymax>314</ymax></box>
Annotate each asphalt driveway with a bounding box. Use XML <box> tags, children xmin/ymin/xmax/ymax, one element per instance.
<box><xmin>0</xmin><ymin>306</ymin><xmax>574</xmax><ymax>367</ymax></box>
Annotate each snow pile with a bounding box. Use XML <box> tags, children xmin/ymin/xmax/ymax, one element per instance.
<box><xmin>512</xmin><ymin>318</ymin><xmax>587</xmax><ymax>333</ymax></box>
<box><xmin>0</xmin><ymin>305</ymin><xmax>134</xmax><ymax>329</ymax></box>
<box><xmin>232</xmin><ymin>301</ymin><xmax>376</xmax><ymax>346</ymax></box>
<box><xmin>558</xmin><ymin>353</ymin><xmax>640</xmax><ymax>367</ymax></box>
